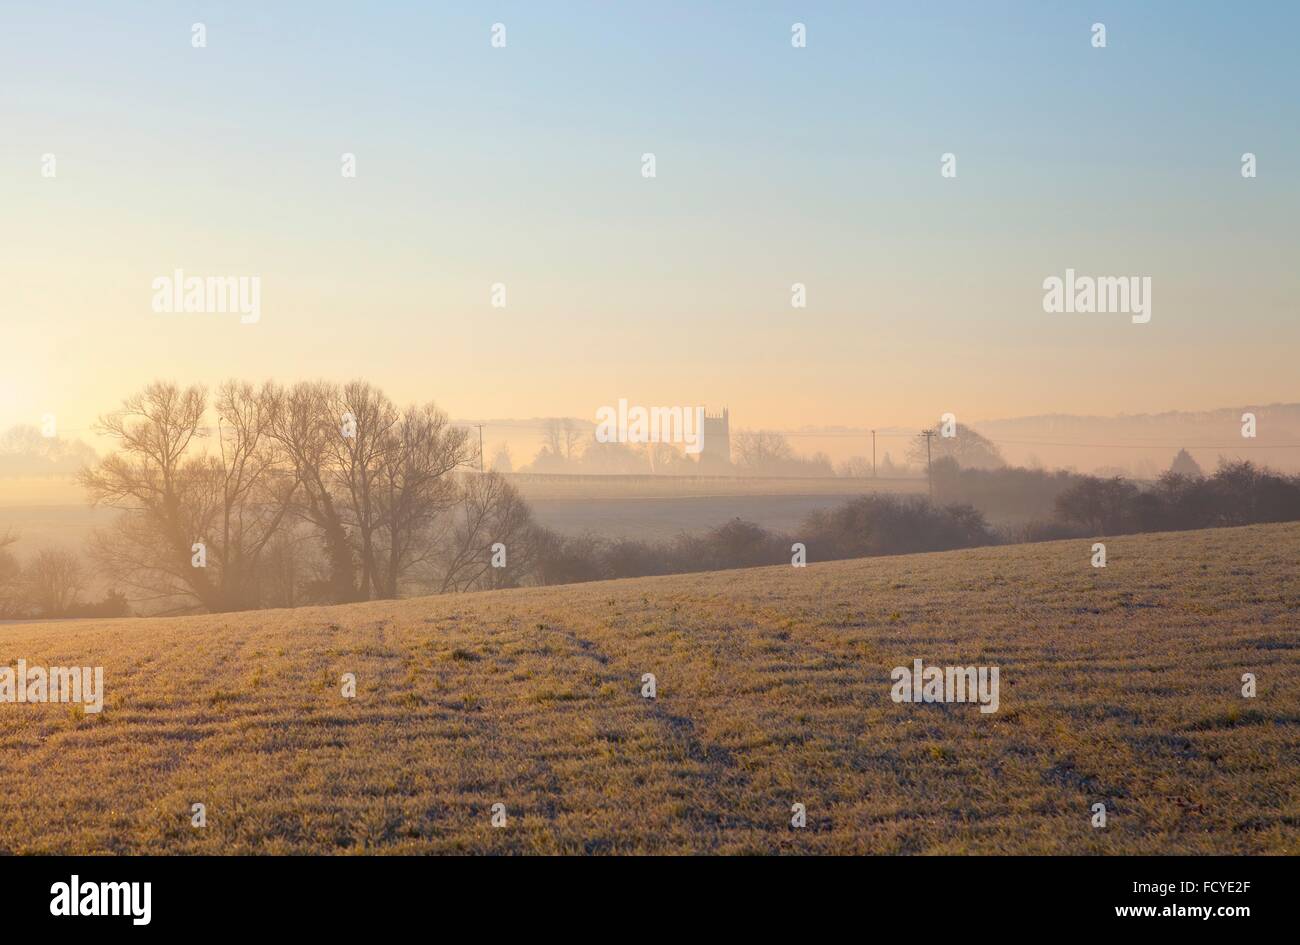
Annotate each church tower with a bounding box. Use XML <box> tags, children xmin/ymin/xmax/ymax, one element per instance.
<box><xmin>700</xmin><ymin>407</ymin><xmax>731</xmax><ymax>469</ymax></box>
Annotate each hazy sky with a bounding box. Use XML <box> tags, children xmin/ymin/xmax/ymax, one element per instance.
<box><xmin>3</xmin><ymin>1</ymin><xmax>1297</xmax><ymax>441</ymax></box>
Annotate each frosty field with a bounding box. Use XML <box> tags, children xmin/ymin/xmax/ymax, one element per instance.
<box><xmin>0</xmin><ymin>522</ymin><xmax>1295</xmax><ymax>854</ymax></box>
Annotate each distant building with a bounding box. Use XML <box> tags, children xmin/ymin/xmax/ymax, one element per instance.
<box><xmin>700</xmin><ymin>407</ymin><xmax>731</xmax><ymax>469</ymax></box>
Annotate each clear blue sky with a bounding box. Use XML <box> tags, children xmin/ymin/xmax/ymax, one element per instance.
<box><xmin>3</xmin><ymin>1</ymin><xmax>1297</xmax><ymax>435</ymax></box>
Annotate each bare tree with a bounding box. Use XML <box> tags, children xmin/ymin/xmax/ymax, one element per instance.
<box><xmin>259</xmin><ymin>523</ymin><xmax>317</xmax><ymax>608</ymax></box>
<box><xmin>267</xmin><ymin>382</ymin><xmax>471</xmax><ymax>602</ymax></box>
<box><xmin>79</xmin><ymin>382</ymin><xmax>217</xmax><ymax>612</ymax></box>
<box><xmin>265</xmin><ymin>381</ymin><xmax>358</xmax><ymax>603</ymax></box>
<box><xmin>372</xmin><ymin>403</ymin><xmax>472</xmax><ymax>598</ymax></box>
<box><xmin>207</xmin><ymin>380</ymin><xmax>298</xmax><ymax>607</ymax></box>
<box><xmin>75</xmin><ymin>379</ymin><xmax>535</xmax><ymax>612</ymax></box>
<box><xmin>80</xmin><ymin>381</ymin><xmax>294</xmax><ymax>613</ymax></box>
<box><xmin>732</xmin><ymin>430</ymin><xmax>795</xmax><ymax>472</ymax></box>
<box><xmin>434</xmin><ymin>472</ymin><xmax>537</xmax><ymax>592</ymax></box>
<box><xmin>24</xmin><ymin>548</ymin><xmax>85</xmax><ymax>617</ymax></box>
<box><xmin>837</xmin><ymin>456</ymin><xmax>873</xmax><ymax>477</ymax></box>
<box><xmin>0</xmin><ymin>530</ymin><xmax>24</xmax><ymax>618</ymax></box>
<box><xmin>647</xmin><ymin>441</ymin><xmax>687</xmax><ymax>474</ymax></box>
<box><xmin>542</xmin><ymin>418</ymin><xmax>584</xmax><ymax>464</ymax></box>
<box><xmin>907</xmin><ymin>421</ymin><xmax>1004</xmax><ymax>471</ymax></box>
<box><xmin>328</xmin><ymin>381</ymin><xmax>399</xmax><ymax>599</ymax></box>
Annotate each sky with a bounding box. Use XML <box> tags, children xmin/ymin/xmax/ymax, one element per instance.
<box><xmin>2</xmin><ymin>1</ymin><xmax>1297</xmax><ymax>444</ymax></box>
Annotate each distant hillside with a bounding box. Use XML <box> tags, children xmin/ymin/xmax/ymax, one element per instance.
<box><xmin>0</xmin><ymin>425</ymin><xmax>97</xmax><ymax>477</ymax></box>
<box><xmin>456</xmin><ymin>405</ymin><xmax>1300</xmax><ymax>480</ymax></box>
<box><xmin>974</xmin><ymin>404</ymin><xmax>1300</xmax><ymax>477</ymax></box>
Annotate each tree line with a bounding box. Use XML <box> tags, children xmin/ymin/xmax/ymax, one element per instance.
<box><xmin>2</xmin><ymin>382</ymin><xmax>1298</xmax><ymax>620</ymax></box>
<box><xmin>69</xmin><ymin>380</ymin><xmax>539</xmax><ymax>614</ymax></box>
<box><xmin>507</xmin><ymin>459</ymin><xmax>1300</xmax><ymax>583</ymax></box>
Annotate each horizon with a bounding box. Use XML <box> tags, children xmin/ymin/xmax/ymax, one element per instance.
<box><xmin>5</xmin><ymin>394</ymin><xmax>1299</xmax><ymax>479</ymax></box>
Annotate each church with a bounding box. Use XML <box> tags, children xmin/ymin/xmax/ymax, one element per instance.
<box><xmin>699</xmin><ymin>408</ymin><xmax>731</xmax><ymax>470</ymax></box>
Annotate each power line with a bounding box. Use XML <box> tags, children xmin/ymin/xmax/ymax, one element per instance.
<box><xmin>472</xmin><ymin>423</ymin><xmax>485</xmax><ymax>473</ymax></box>
<box><xmin>963</xmin><ymin>438</ymin><xmax>1300</xmax><ymax>450</ymax></box>
<box><xmin>921</xmin><ymin>429</ymin><xmax>935</xmax><ymax>499</ymax></box>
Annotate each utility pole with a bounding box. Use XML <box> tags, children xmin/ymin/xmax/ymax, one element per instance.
<box><xmin>922</xmin><ymin>429</ymin><xmax>935</xmax><ymax>500</ymax></box>
<box><xmin>474</xmin><ymin>423</ymin><xmax>485</xmax><ymax>473</ymax></box>
<box><xmin>871</xmin><ymin>429</ymin><xmax>876</xmax><ymax>478</ymax></box>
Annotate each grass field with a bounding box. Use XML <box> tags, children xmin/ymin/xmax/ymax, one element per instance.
<box><xmin>505</xmin><ymin>472</ymin><xmax>925</xmax><ymax>500</ymax></box>
<box><xmin>527</xmin><ymin>493</ymin><xmax>882</xmax><ymax>542</ymax></box>
<box><xmin>0</xmin><ymin>522</ymin><xmax>1296</xmax><ymax>854</ymax></box>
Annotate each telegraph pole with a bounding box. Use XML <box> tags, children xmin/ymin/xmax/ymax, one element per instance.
<box><xmin>871</xmin><ymin>429</ymin><xmax>877</xmax><ymax>478</ymax></box>
<box><xmin>922</xmin><ymin>429</ymin><xmax>935</xmax><ymax>500</ymax></box>
<box><xmin>474</xmin><ymin>423</ymin><xmax>485</xmax><ymax>473</ymax></box>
